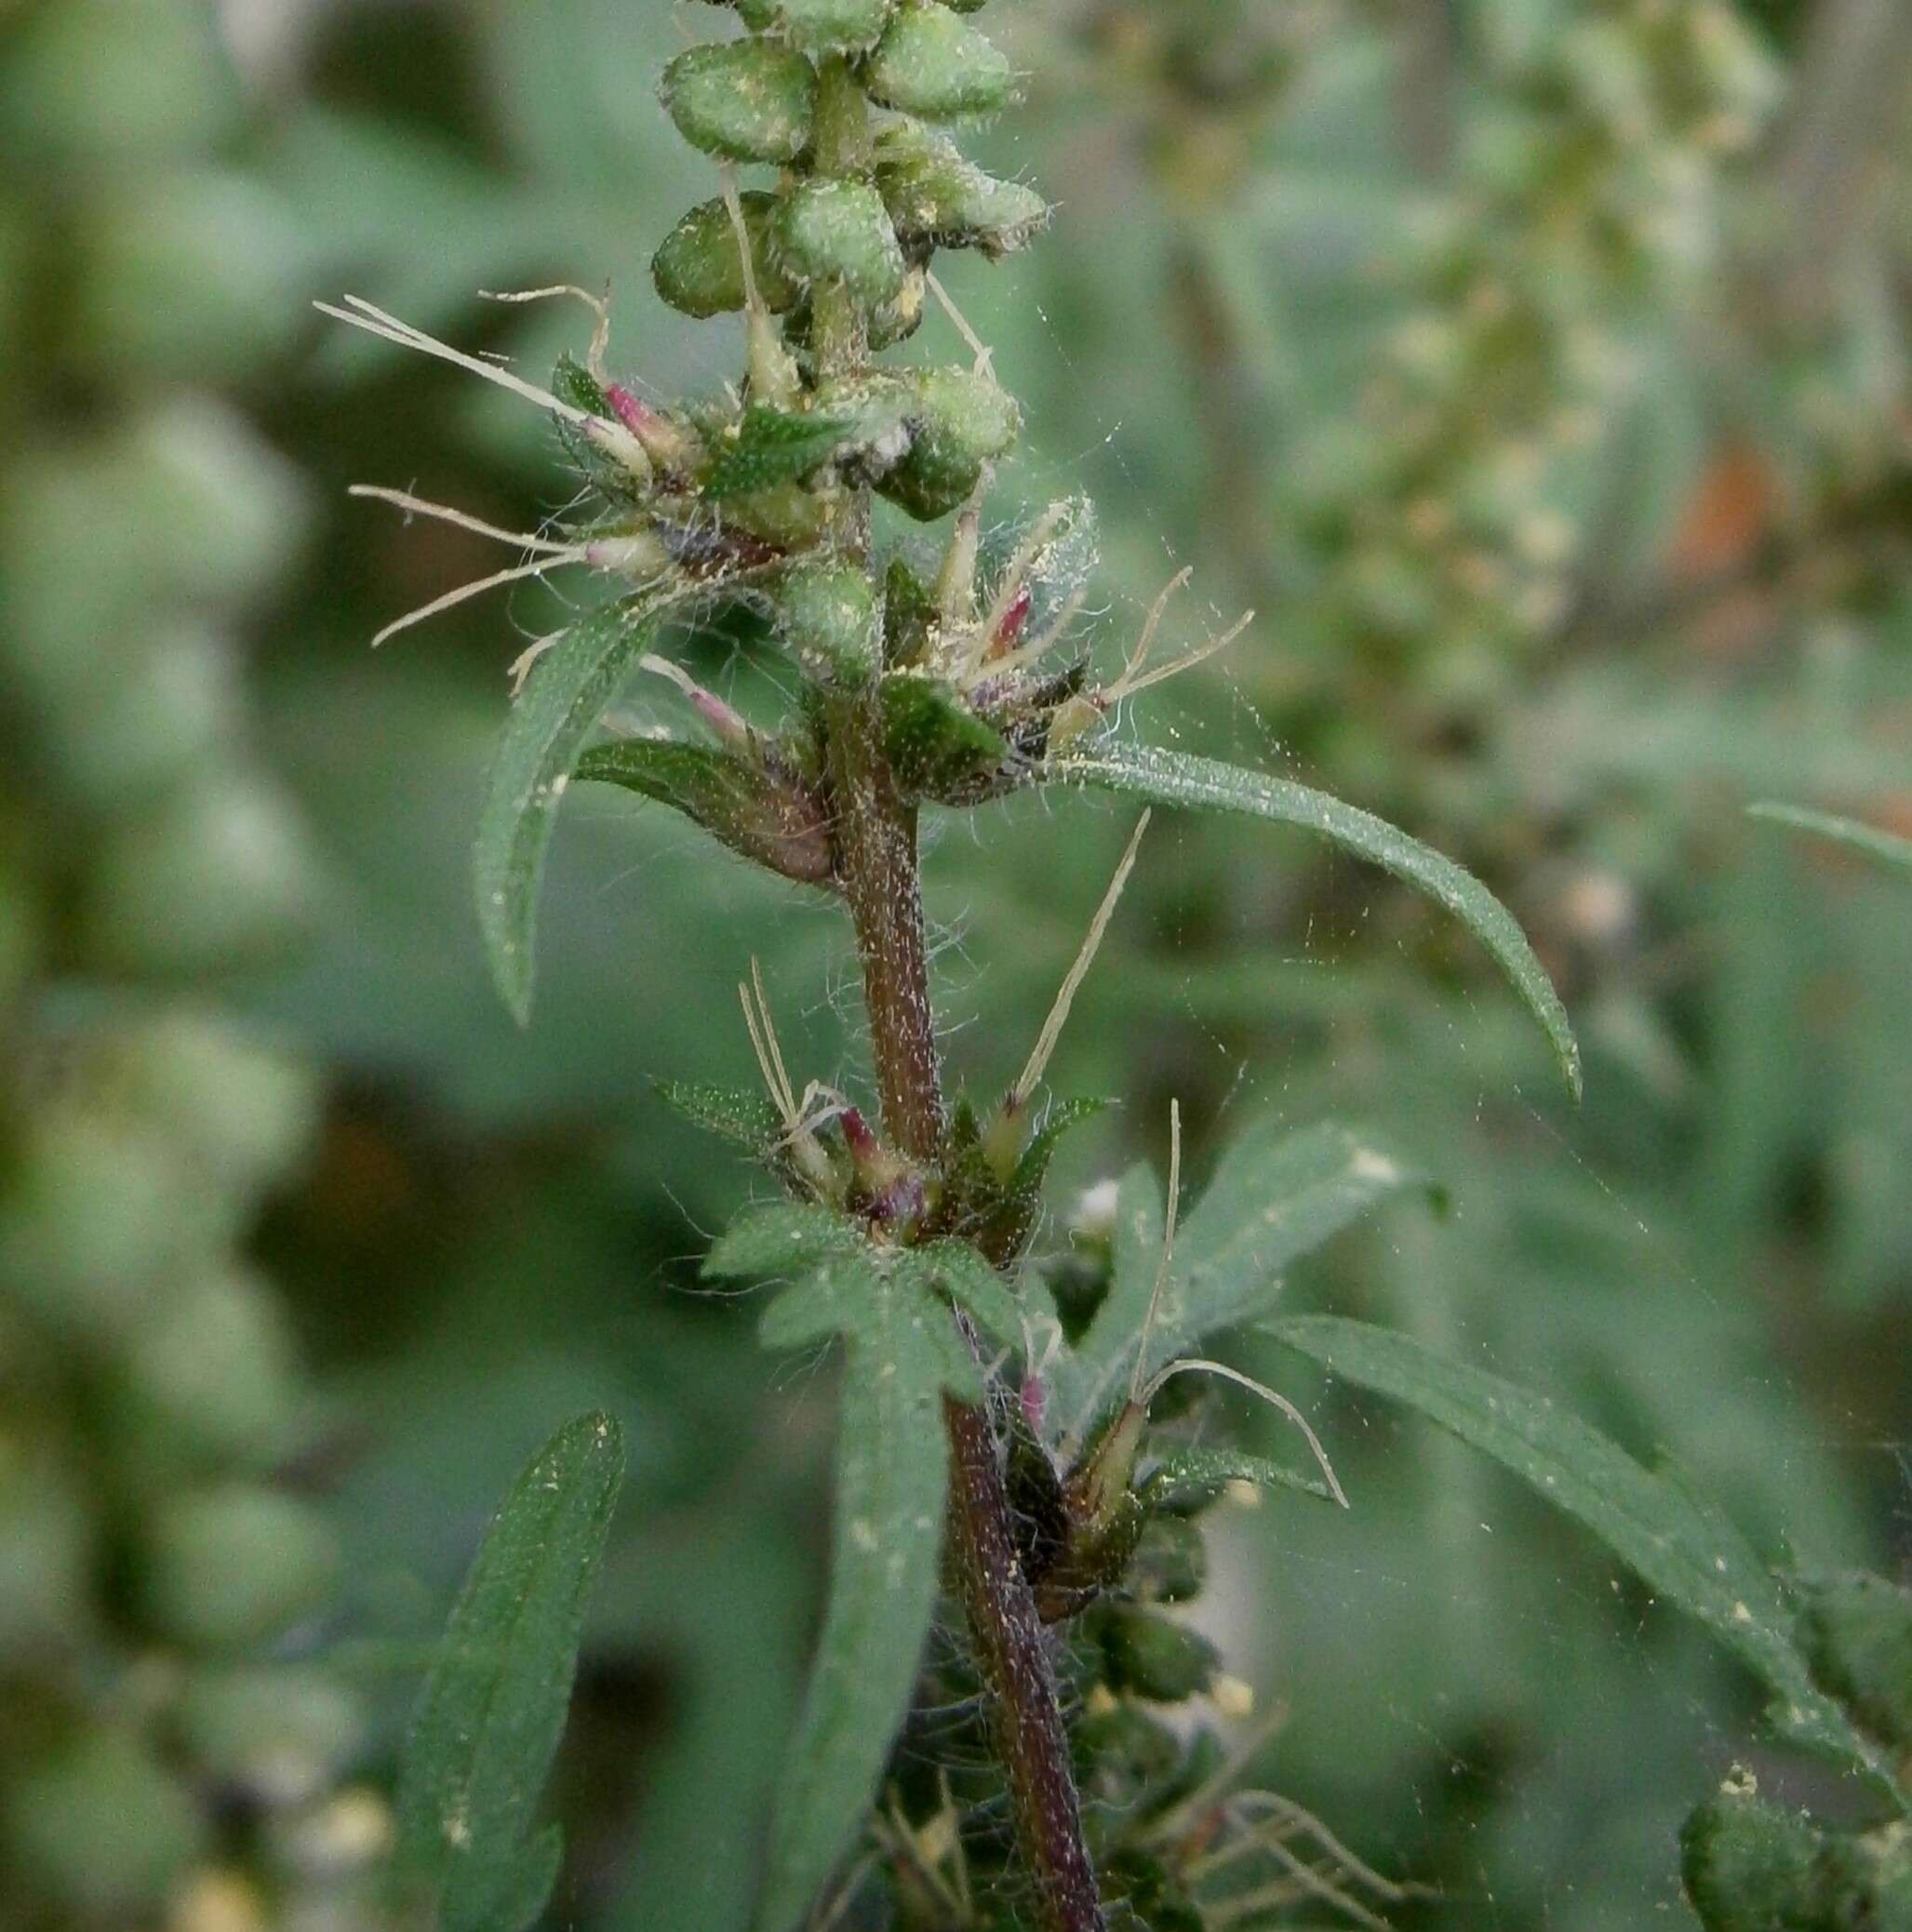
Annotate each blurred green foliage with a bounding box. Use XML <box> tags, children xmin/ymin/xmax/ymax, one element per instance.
<box><xmin>2</xmin><ymin>0</ymin><xmax>1908</xmax><ymax>1927</ymax></box>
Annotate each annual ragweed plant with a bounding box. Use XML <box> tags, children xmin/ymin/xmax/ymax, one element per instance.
<box><xmin>327</xmin><ymin>6</ymin><xmax>1903</xmax><ymax>1930</ymax></box>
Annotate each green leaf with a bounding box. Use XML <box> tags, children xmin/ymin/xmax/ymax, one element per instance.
<box><xmin>397</xmin><ymin>1413</ymin><xmax>626</xmax><ymax>1932</ymax></box>
<box><xmin>1270</xmin><ymin>1317</ymin><xmax>1901</xmax><ymax>1792</ymax></box>
<box><xmin>474</xmin><ymin>590</ymin><xmax>689</xmax><ymax>1024</ymax></box>
<box><xmin>550</xmin><ymin>353</ymin><xmax>612</xmax><ymax>420</ymax></box>
<box><xmin>742</xmin><ymin>1243</ymin><xmax>982</xmax><ymax>1932</ymax></box>
<box><xmin>704</xmin><ymin>1201</ymin><xmax>867</xmax><ymax>1279</ymax></box>
<box><xmin>475</xmin><ymin>1825</ymin><xmax>564</xmax><ymax>1932</ymax></box>
<box><xmin>1052</xmin><ymin>1119</ymin><xmax>1427</xmax><ymax>1441</ymax></box>
<box><xmin>1141</xmin><ymin>1446</ymin><xmax>1336</xmax><ymax>1514</ymax></box>
<box><xmin>895</xmin><ymin>1239</ymin><xmax>1023</xmax><ymax>1349</ymax></box>
<box><xmin>655</xmin><ymin>1079</ymin><xmax>783</xmax><ymax>1153</ymax></box>
<box><xmin>701</xmin><ymin>390</ymin><xmax>908</xmax><ymax>500</ymax></box>
<box><xmin>576</xmin><ymin>737</ymin><xmax>834</xmax><ymax>884</ymax></box>
<box><xmin>1048</xmin><ymin>741</ymin><xmax>1581</xmax><ymax>1099</ymax></box>
<box><xmin>1009</xmin><ymin>1097</ymin><xmax>1111</xmax><ymax>1206</ymax></box>
<box><xmin>881</xmin><ymin>672</ymin><xmax>1012</xmax><ymax>799</ymax></box>
<box><xmin>1748</xmin><ymin>802</ymin><xmax>1912</xmax><ymax>877</ymax></box>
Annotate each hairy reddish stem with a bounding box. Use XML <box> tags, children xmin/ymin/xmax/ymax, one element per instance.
<box><xmin>826</xmin><ymin>694</ymin><xmax>1105</xmax><ymax>1932</ymax></box>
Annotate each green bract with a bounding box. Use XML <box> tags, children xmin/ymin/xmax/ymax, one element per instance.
<box><xmin>776</xmin><ymin>555</ymin><xmax>882</xmax><ymax>682</ymax></box>
<box><xmin>653</xmin><ymin>190</ymin><xmax>802</xmax><ymax>316</ymax></box>
<box><xmin>865</xmin><ymin>2</ymin><xmax>1014</xmax><ymax>119</ymax></box>
<box><xmin>661</xmin><ymin>39</ymin><xmax>817</xmax><ymax>163</ymax></box>
<box><xmin>736</xmin><ymin>0</ymin><xmax>894</xmax><ymax>51</ymax></box>
<box><xmin>877</xmin><ymin>132</ymin><xmax>1048</xmax><ymax>256</ymax></box>
<box><xmin>879</xmin><ymin>363</ymin><xmax>1022</xmax><ymax>519</ymax></box>
<box><xmin>776</xmin><ymin>178</ymin><xmax>906</xmax><ymax>303</ymax></box>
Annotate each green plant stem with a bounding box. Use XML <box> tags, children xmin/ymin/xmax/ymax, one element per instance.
<box><xmin>825</xmin><ymin>720</ymin><xmax>1105</xmax><ymax>1932</ymax></box>
<box><xmin>805</xmin><ymin>54</ymin><xmax>1101</xmax><ymax>1913</ymax></box>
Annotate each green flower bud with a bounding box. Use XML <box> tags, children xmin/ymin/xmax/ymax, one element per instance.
<box><xmin>1096</xmin><ymin>1604</ymin><xmax>1220</xmax><ymax>1704</ymax></box>
<box><xmin>653</xmin><ymin>191</ymin><xmax>803</xmax><ymax>318</ymax></box>
<box><xmin>877</xmin><ymin>134</ymin><xmax>1049</xmax><ymax>258</ymax></box>
<box><xmin>1072</xmin><ymin>1699</ymin><xmax>1181</xmax><ymax>1790</ymax></box>
<box><xmin>1130</xmin><ymin>1516</ymin><xmax>1206</xmax><ymax>1604</ymax></box>
<box><xmin>776</xmin><ymin>557</ymin><xmax>882</xmax><ymax>683</ymax></box>
<box><xmin>140</xmin><ymin>1484</ymin><xmax>341</xmax><ymax>1650</ymax></box>
<box><xmin>114</xmin><ymin>1269</ymin><xmax>303</xmax><ymax>1474</ymax></box>
<box><xmin>2</xmin><ymin>1729</ymin><xmax>207</xmax><ymax>1917</ymax></box>
<box><xmin>877</xmin><ymin>365</ymin><xmax>1022</xmax><ymax>521</ymax></box>
<box><xmin>867</xmin><ymin>264</ymin><xmax>928</xmax><ymax>348</ymax></box>
<box><xmin>178</xmin><ymin>1665</ymin><xmax>365</xmax><ymax>1805</ymax></box>
<box><xmin>720</xmin><ymin>479</ymin><xmax>837</xmax><ymax>549</ymax></box>
<box><xmin>661</xmin><ymin>40</ymin><xmax>817</xmax><ymax>164</ymax></box>
<box><xmin>1679</xmin><ymin>1784</ymin><xmax>1823</xmax><ymax>1932</ymax></box>
<box><xmin>1797</xmin><ymin>1573</ymin><xmax>1912</xmax><ymax>1752</ymax></box>
<box><xmin>79</xmin><ymin>772</ymin><xmax>319</xmax><ymax>977</ymax></box>
<box><xmin>737</xmin><ymin>0</ymin><xmax>895</xmax><ymax>51</ymax></box>
<box><xmin>880</xmin><ymin>673</ymin><xmax>1012</xmax><ymax>799</ymax></box>
<box><xmin>775</xmin><ymin>179</ymin><xmax>906</xmax><ymax>305</ymax></box>
<box><xmin>1820</xmin><ymin>1823</ymin><xmax>1912</xmax><ymax>1926</ymax></box>
<box><xmin>865</xmin><ymin>3</ymin><xmax>1014</xmax><ymax>120</ymax></box>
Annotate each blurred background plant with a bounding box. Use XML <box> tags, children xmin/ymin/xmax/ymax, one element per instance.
<box><xmin>0</xmin><ymin>1</ymin><xmax>1906</xmax><ymax>1928</ymax></box>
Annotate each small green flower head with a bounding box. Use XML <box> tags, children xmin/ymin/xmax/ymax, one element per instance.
<box><xmin>865</xmin><ymin>2</ymin><xmax>1015</xmax><ymax>120</ymax></box>
<box><xmin>1681</xmin><ymin>1779</ymin><xmax>1823</xmax><ymax>1932</ymax></box>
<box><xmin>776</xmin><ymin>179</ymin><xmax>907</xmax><ymax>305</ymax></box>
<box><xmin>737</xmin><ymin>0</ymin><xmax>895</xmax><ymax>53</ymax></box>
<box><xmin>654</xmin><ymin>191</ymin><xmax>802</xmax><ymax>317</ymax></box>
<box><xmin>777</xmin><ymin>556</ymin><xmax>882</xmax><ymax>683</ymax></box>
<box><xmin>1095</xmin><ymin>1603</ymin><xmax>1220</xmax><ymax>1704</ymax></box>
<box><xmin>879</xmin><ymin>364</ymin><xmax>1023</xmax><ymax>520</ymax></box>
<box><xmin>877</xmin><ymin>132</ymin><xmax>1049</xmax><ymax>259</ymax></box>
<box><xmin>662</xmin><ymin>39</ymin><xmax>817</xmax><ymax>163</ymax></box>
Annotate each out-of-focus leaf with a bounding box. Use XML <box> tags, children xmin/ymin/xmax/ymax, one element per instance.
<box><xmin>1052</xmin><ymin>1120</ymin><xmax>1426</xmax><ymax>1442</ymax></box>
<box><xmin>1270</xmin><ymin>1317</ymin><xmax>1902</xmax><ymax>1794</ymax></box>
<box><xmin>1748</xmin><ymin>802</ymin><xmax>1912</xmax><ymax>877</ymax></box>
<box><xmin>474</xmin><ymin>589</ymin><xmax>687</xmax><ymax>1024</ymax></box>
<box><xmin>397</xmin><ymin>1412</ymin><xmax>626</xmax><ymax>1932</ymax></box>
<box><xmin>706</xmin><ymin>1225</ymin><xmax>1008</xmax><ymax>1932</ymax></box>
<box><xmin>1047</xmin><ymin>740</ymin><xmax>1581</xmax><ymax>1099</ymax></box>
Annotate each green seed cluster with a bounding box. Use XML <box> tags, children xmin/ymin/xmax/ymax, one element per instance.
<box><xmin>0</xmin><ymin>6</ymin><xmax>391</xmax><ymax>1927</ymax></box>
<box><xmin>1288</xmin><ymin>0</ymin><xmax>1781</xmax><ymax>684</ymax></box>
<box><xmin>1682</xmin><ymin>1574</ymin><xmax>1912</xmax><ymax>1929</ymax></box>
<box><xmin>538</xmin><ymin>1</ymin><xmax>1140</xmax><ymax>882</ymax></box>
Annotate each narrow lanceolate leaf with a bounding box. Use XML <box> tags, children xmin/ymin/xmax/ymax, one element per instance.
<box><xmin>475</xmin><ymin>592</ymin><xmax>687</xmax><ymax>1023</ymax></box>
<box><xmin>1052</xmin><ymin>1120</ymin><xmax>1426</xmax><ymax>1443</ymax></box>
<box><xmin>1049</xmin><ymin>741</ymin><xmax>1581</xmax><ymax>1099</ymax></box>
<box><xmin>1141</xmin><ymin>1446</ymin><xmax>1336</xmax><ymax>1514</ymax></box>
<box><xmin>397</xmin><ymin>1413</ymin><xmax>626</xmax><ymax>1932</ymax></box>
<box><xmin>1271</xmin><ymin>1317</ymin><xmax>1901</xmax><ymax>1794</ymax></box>
<box><xmin>725</xmin><ymin>1238</ymin><xmax>992</xmax><ymax>1932</ymax></box>
<box><xmin>1749</xmin><ymin>802</ymin><xmax>1912</xmax><ymax>877</ymax></box>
